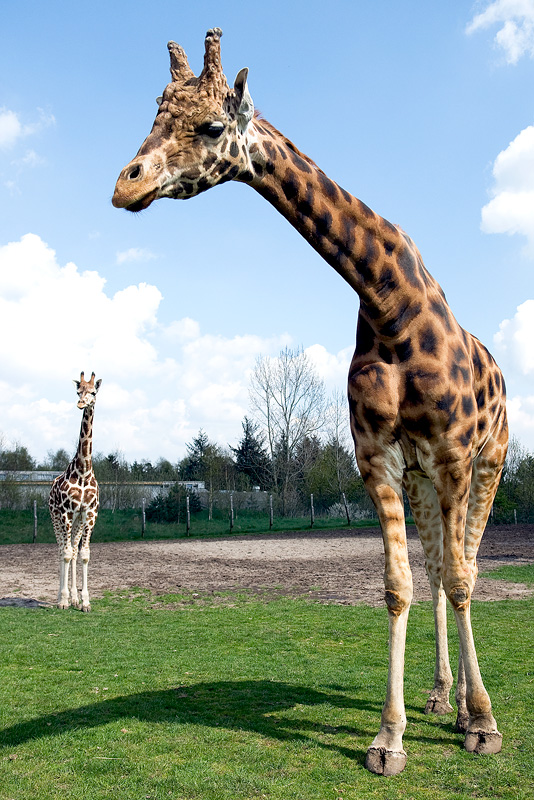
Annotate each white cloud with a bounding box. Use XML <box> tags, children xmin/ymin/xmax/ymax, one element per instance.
<box><xmin>494</xmin><ymin>299</ymin><xmax>534</xmax><ymax>375</ymax></box>
<box><xmin>0</xmin><ymin>233</ymin><xmax>351</xmax><ymax>463</ymax></box>
<box><xmin>0</xmin><ymin>107</ymin><xmax>55</xmax><ymax>150</ymax></box>
<box><xmin>466</xmin><ymin>1</ymin><xmax>534</xmax><ymax>64</ymax></box>
<box><xmin>506</xmin><ymin>395</ymin><xmax>534</xmax><ymax>442</ymax></box>
<box><xmin>0</xmin><ymin>234</ymin><xmax>162</xmax><ymax>381</ymax></box>
<box><xmin>17</xmin><ymin>149</ymin><xmax>45</xmax><ymax>168</ymax></box>
<box><xmin>493</xmin><ymin>300</ymin><xmax>534</xmax><ymax>449</ymax></box>
<box><xmin>0</xmin><ymin>109</ymin><xmax>23</xmax><ymax>149</ymax></box>
<box><xmin>305</xmin><ymin>343</ymin><xmax>353</xmax><ymax>390</ymax></box>
<box><xmin>116</xmin><ymin>247</ymin><xmax>157</xmax><ymax>265</ymax></box>
<box><xmin>163</xmin><ymin>317</ymin><xmax>201</xmax><ymax>342</ymax></box>
<box><xmin>481</xmin><ymin>125</ymin><xmax>534</xmax><ymax>255</ymax></box>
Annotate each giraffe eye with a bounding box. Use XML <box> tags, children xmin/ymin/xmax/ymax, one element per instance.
<box><xmin>199</xmin><ymin>121</ymin><xmax>225</xmax><ymax>139</ymax></box>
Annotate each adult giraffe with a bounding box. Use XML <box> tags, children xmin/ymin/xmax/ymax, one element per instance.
<box><xmin>49</xmin><ymin>372</ymin><xmax>101</xmax><ymax>612</ymax></box>
<box><xmin>112</xmin><ymin>28</ymin><xmax>507</xmax><ymax>775</ymax></box>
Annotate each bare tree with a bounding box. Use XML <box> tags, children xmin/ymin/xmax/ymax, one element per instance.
<box><xmin>325</xmin><ymin>389</ymin><xmax>355</xmax><ymax>521</ymax></box>
<box><xmin>250</xmin><ymin>346</ymin><xmax>326</xmax><ymax>514</ymax></box>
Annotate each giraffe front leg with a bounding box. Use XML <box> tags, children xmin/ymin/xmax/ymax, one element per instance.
<box><xmin>451</xmin><ymin>604</ymin><xmax>501</xmax><ymax>754</ymax></box>
<box><xmin>79</xmin><ymin>546</ymin><xmax>91</xmax><ymax>612</ymax></box>
<box><xmin>365</xmin><ymin>603</ymin><xmax>411</xmax><ymax>776</ymax></box>
<box><xmin>363</xmin><ymin>479</ymin><xmax>413</xmax><ymax>776</ymax></box>
<box><xmin>69</xmin><ymin>518</ymin><xmax>83</xmax><ymax>608</ymax></box>
<box><xmin>78</xmin><ymin>515</ymin><xmax>95</xmax><ymax>612</ymax></box>
<box><xmin>439</xmin><ymin>452</ymin><xmax>503</xmax><ymax>756</ymax></box>
<box><xmin>58</xmin><ymin>545</ymin><xmax>73</xmax><ymax>609</ymax></box>
<box><xmin>457</xmin><ymin>437</ymin><xmax>505</xmax><ymax>752</ymax></box>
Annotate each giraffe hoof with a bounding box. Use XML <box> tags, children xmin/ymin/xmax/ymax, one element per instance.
<box><xmin>81</xmin><ymin>604</ymin><xmax>91</xmax><ymax>613</ymax></box>
<box><xmin>424</xmin><ymin>697</ymin><xmax>454</xmax><ymax>715</ymax></box>
<box><xmin>57</xmin><ymin>601</ymin><xmax>70</xmax><ymax>609</ymax></box>
<box><xmin>464</xmin><ymin>730</ymin><xmax>502</xmax><ymax>755</ymax></box>
<box><xmin>365</xmin><ymin>746</ymin><xmax>406</xmax><ymax>776</ymax></box>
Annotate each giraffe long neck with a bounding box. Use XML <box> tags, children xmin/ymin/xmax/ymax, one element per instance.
<box><xmin>246</xmin><ymin>118</ymin><xmax>444</xmax><ymax>339</ymax></box>
<box><xmin>73</xmin><ymin>405</ymin><xmax>94</xmax><ymax>476</ymax></box>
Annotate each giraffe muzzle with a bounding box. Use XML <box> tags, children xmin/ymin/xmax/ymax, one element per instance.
<box><xmin>112</xmin><ymin>158</ymin><xmax>161</xmax><ymax>211</ymax></box>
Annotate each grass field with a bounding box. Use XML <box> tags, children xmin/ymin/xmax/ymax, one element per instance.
<box><xmin>1</xmin><ymin>575</ymin><xmax>533</xmax><ymax>800</ymax></box>
<box><xmin>0</xmin><ymin>507</ymin><xmax>382</xmax><ymax>546</ymax></box>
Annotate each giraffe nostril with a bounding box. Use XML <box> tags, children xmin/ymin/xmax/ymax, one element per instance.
<box><xmin>128</xmin><ymin>164</ymin><xmax>142</xmax><ymax>181</ymax></box>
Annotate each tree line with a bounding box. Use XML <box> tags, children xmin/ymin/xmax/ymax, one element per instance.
<box><xmin>1</xmin><ymin>346</ymin><xmax>533</xmax><ymax>523</ymax></box>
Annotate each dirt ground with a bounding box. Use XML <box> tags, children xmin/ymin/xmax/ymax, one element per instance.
<box><xmin>1</xmin><ymin>524</ymin><xmax>533</xmax><ymax>608</ymax></box>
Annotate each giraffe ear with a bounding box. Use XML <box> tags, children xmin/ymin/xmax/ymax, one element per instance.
<box><xmin>95</xmin><ymin>379</ymin><xmax>102</xmax><ymax>392</ymax></box>
<box><xmin>233</xmin><ymin>68</ymin><xmax>254</xmax><ymax>132</ymax></box>
<box><xmin>73</xmin><ymin>380</ymin><xmax>81</xmax><ymax>390</ymax></box>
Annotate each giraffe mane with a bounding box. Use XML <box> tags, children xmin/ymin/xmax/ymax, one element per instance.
<box><xmin>253</xmin><ymin>111</ymin><xmax>326</xmax><ymax>176</ymax></box>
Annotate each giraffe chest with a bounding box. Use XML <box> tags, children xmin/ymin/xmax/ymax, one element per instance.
<box><xmin>50</xmin><ymin>475</ymin><xmax>99</xmax><ymax>513</ymax></box>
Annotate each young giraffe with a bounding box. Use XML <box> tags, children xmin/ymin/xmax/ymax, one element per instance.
<box><xmin>49</xmin><ymin>372</ymin><xmax>101</xmax><ymax>612</ymax></box>
<box><xmin>112</xmin><ymin>29</ymin><xmax>508</xmax><ymax>775</ymax></box>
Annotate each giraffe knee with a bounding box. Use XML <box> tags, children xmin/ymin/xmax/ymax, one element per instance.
<box><xmin>445</xmin><ymin>585</ymin><xmax>471</xmax><ymax>611</ymax></box>
<box><xmin>63</xmin><ymin>546</ymin><xmax>74</xmax><ymax>562</ymax></box>
<box><xmin>385</xmin><ymin>589</ymin><xmax>411</xmax><ymax>616</ymax></box>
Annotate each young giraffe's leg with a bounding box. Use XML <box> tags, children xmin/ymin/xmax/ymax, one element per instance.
<box><xmin>357</xmin><ymin>443</ymin><xmax>412</xmax><ymax>777</ymax></box>
<box><xmin>69</xmin><ymin>515</ymin><xmax>83</xmax><ymax>608</ymax></box>
<box><xmin>436</xmin><ymin>446</ymin><xmax>504</xmax><ymax>755</ymax></box>
<box><xmin>76</xmin><ymin>511</ymin><xmax>95</xmax><ymax>612</ymax></box>
<box><xmin>51</xmin><ymin>509</ymin><xmax>74</xmax><ymax>609</ymax></box>
<box><xmin>403</xmin><ymin>470</ymin><xmax>454</xmax><ymax>715</ymax></box>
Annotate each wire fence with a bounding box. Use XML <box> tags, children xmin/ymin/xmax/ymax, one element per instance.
<box><xmin>0</xmin><ymin>478</ymin><xmax>531</xmax><ymax>546</ymax></box>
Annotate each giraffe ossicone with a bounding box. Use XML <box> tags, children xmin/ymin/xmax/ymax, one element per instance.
<box><xmin>49</xmin><ymin>372</ymin><xmax>101</xmax><ymax>612</ymax></box>
<box><xmin>113</xmin><ymin>29</ymin><xmax>507</xmax><ymax>775</ymax></box>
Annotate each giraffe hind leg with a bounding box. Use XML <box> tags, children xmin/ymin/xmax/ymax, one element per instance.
<box><xmin>404</xmin><ymin>470</ymin><xmax>454</xmax><ymax>715</ymax></box>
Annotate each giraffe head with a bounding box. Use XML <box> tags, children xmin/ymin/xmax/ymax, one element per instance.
<box><xmin>112</xmin><ymin>28</ymin><xmax>255</xmax><ymax>212</ymax></box>
<box><xmin>74</xmin><ymin>372</ymin><xmax>102</xmax><ymax>410</ymax></box>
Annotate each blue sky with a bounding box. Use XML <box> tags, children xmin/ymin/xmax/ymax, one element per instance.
<box><xmin>1</xmin><ymin>0</ymin><xmax>533</xmax><ymax>462</ymax></box>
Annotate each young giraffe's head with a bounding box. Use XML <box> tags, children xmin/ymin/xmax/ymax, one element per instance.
<box><xmin>112</xmin><ymin>28</ymin><xmax>255</xmax><ymax>212</ymax></box>
<box><xmin>74</xmin><ymin>372</ymin><xmax>102</xmax><ymax>410</ymax></box>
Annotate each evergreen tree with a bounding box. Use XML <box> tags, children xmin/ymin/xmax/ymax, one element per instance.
<box><xmin>146</xmin><ymin>484</ymin><xmax>202</xmax><ymax>523</ymax></box>
<box><xmin>231</xmin><ymin>417</ymin><xmax>271</xmax><ymax>490</ymax></box>
<box><xmin>180</xmin><ymin>429</ymin><xmax>210</xmax><ymax>481</ymax></box>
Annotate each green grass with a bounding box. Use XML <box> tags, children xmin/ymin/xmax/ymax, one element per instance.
<box><xmin>0</xmin><ymin>507</ymin><xmax>382</xmax><ymax>546</ymax></box>
<box><xmin>1</xmin><ymin>593</ymin><xmax>533</xmax><ymax>800</ymax></box>
<box><xmin>481</xmin><ymin>563</ymin><xmax>534</xmax><ymax>585</ymax></box>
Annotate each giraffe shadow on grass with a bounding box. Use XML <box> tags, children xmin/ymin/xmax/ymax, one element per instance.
<box><xmin>1</xmin><ymin>679</ymin><xmax>458</xmax><ymax>763</ymax></box>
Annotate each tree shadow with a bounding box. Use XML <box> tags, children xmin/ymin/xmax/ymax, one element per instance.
<box><xmin>1</xmin><ymin>678</ymin><xmax>460</xmax><ymax>763</ymax></box>
<box><xmin>2</xmin><ymin>679</ymin><xmax>384</xmax><ymax>762</ymax></box>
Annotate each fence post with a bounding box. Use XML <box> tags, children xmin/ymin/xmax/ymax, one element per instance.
<box><xmin>33</xmin><ymin>500</ymin><xmax>37</xmax><ymax>543</ymax></box>
<box><xmin>230</xmin><ymin>493</ymin><xmax>234</xmax><ymax>532</ymax></box>
<box><xmin>141</xmin><ymin>497</ymin><xmax>146</xmax><ymax>539</ymax></box>
<box><xmin>310</xmin><ymin>493</ymin><xmax>315</xmax><ymax>528</ymax></box>
<box><xmin>490</xmin><ymin>504</ymin><xmax>494</xmax><ymax>524</ymax></box>
<box><xmin>269</xmin><ymin>494</ymin><xmax>273</xmax><ymax>530</ymax></box>
<box><xmin>342</xmin><ymin>492</ymin><xmax>350</xmax><ymax>525</ymax></box>
<box><xmin>514</xmin><ymin>508</ymin><xmax>517</xmax><ymax>525</ymax></box>
<box><xmin>186</xmin><ymin>495</ymin><xmax>190</xmax><ymax>536</ymax></box>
